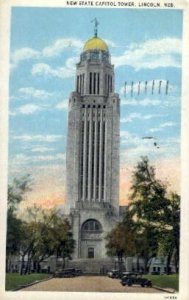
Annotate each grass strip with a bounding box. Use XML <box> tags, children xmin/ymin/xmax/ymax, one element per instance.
<box><xmin>145</xmin><ymin>274</ymin><xmax>179</xmax><ymax>291</ymax></box>
<box><xmin>6</xmin><ymin>273</ymin><xmax>51</xmax><ymax>291</ymax></box>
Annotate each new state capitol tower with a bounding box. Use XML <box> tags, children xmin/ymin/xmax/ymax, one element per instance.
<box><xmin>66</xmin><ymin>23</ymin><xmax>120</xmax><ymax>261</ymax></box>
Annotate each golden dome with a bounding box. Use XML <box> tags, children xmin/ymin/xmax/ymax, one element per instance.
<box><xmin>83</xmin><ymin>37</ymin><xmax>108</xmax><ymax>51</ymax></box>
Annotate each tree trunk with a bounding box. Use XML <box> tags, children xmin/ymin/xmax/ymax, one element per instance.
<box><xmin>37</xmin><ymin>262</ymin><xmax>41</xmax><ymax>273</ymax></box>
<box><xmin>143</xmin><ymin>256</ymin><xmax>148</xmax><ymax>274</ymax></box>
<box><xmin>25</xmin><ymin>256</ymin><xmax>32</xmax><ymax>274</ymax></box>
<box><xmin>6</xmin><ymin>257</ymin><xmax>9</xmax><ymax>273</ymax></box>
<box><xmin>19</xmin><ymin>255</ymin><xmax>25</xmax><ymax>275</ymax></box>
<box><xmin>136</xmin><ymin>255</ymin><xmax>140</xmax><ymax>273</ymax></box>
<box><xmin>166</xmin><ymin>248</ymin><xmax>173</xmax><ymax>275</ymax></box>
<box><xmin>7</xmin><ymin>255</ymin><xmax>12</xmax><ymax>273</ymax></box>
<box><xmin>174</xmin><ymin>245</ymin><xmax>179</xmax><ymax>273</ymax></box>
<box><xmin>174</xmin><ymin>235</ymin><xmax>180</xmax><ymax>273</ymax></box>
<box><xmin>62</xmin><ymin>257</ymin><xmax>65</xmax><ymax>270</ymax></box>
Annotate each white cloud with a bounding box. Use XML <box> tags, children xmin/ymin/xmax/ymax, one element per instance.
<box><xmin>149</xmin><ymin>128</ymin><xmax>163</xmax><ymax>133</ymax></box>
<box><xmin>13</xmin><ymin>134</ymin><xmax>63</xmax><ymax>142</ymax></box>
<box><xmin>121</xmin><ymin>112</ymin><xmax>162</xmax><ymax>123</ymax></box>
<box><xmin>18</xmin><ymin>104</ymin><xmax>43</xmax><ymax>115</ymax></box>
<box><xmin>31</xmin><ymin>153</ymin><xmax>66</xmax><ymax>162</ymax></box>
<box><xmin>11</xmin><ymin>38</ymin><xmax>83</xmax><ymax>69</ymax></box>
<box><xmin>10</xmin><ymin>153</ymin><xmax>66</xmax><ymax>165</ymax></box>
<box><xmin>42</xmin><ymin>38</ymin><xmax>83</xmax><ymax>57</ymax></box>
<box><xmin>160</xmin><ymin>122</ymin><xmax>176</xmax><ymax>128</ymax></box>
<box><xmin>31</xmin><ymin>147</ymin><xmax>55</xmax><ymax>153</ymax></box>
<box><xmin>19</xmin><ymin>87</ymin><xmax>53</xmax><ymax>99</ymax></box>
<box><xmin>149</xmin><ymin>122</ymin><xmax>177</xmax><ymax>132</ymax></box>
<box><xmin>112</xmin><ymin>37</ymin><xmax>182</xmax><ymax>70</ymax></box>
<box><xmin>120</xmin><ymin>131</ymin><xmax>180</xmax><ymax>165</ymax></box>
<box><xmin>9</xmin><ymin>154</ymin><xmax>30</xmax><ymax>166</ymax></box>
<box><xmin>31</xmin><ymin>61</ymin><xmax>76</xmax><ymax>79</ymax></box>
<box><xmin>120</xmin><ymin>131</ymin><xmax>141</xmax><ymax>147</ymax></box>
<box><xmin>121</xmin><ymin>98</ymin><xmax>161</xmax><ymax>106</ymax></box>
<box><xmin>104</xmin><ymin>39</ymin><xmax>116</xmax><ymax>48</ymax></box>
<box><xmin>11</xmin><ymin>47</ymin><xmax>40</xmax><ymax>68</ymax></box>
<box><xmin>56</xmin><ymin>101</ymin><xmax>68</xmax><ymax>110</ymax></box>
<box><xmin>65</xmin><ymin>57</ymin><xmax>78</xmax><ymax>69</ymax></box>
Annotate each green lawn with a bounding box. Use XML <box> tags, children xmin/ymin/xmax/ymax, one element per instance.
<box><xmin>6</xmin><ymin>273</ymin><xmax>51</xmax><ymax>291</ymax></box>
<box><xmin>145</xmin><ymin>274</ymin><xmax>179</xmax><ymax>291</ymax></box>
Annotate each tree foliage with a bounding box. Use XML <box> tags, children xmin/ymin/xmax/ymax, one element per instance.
<box><xmin>7</xmin><ymin>174</ymin><xmax>31</xmax><ymax>215</ymax></box>
<box><xmin>129</xmin><ymin>156</ymin><xmax>180</xmax><ymax>273</ymax></box>
<box><xmin>6</xmin><ymin>175</ymin><xmax>32</xmax><ymax>260</ymax></box>
<box><xmin>6</xmin><ymin>176</ymin><xmax>75</xmax><ymax>274</ymax></box>
<box><xmin>17</xmin><ymin>207</ymin><xmax>75</xmax><ymax>274</ymax></box>
<box><xmin>106</xmin><ymin>157</ymin><xmax>180</xmax><ymax>274</ymax></box>
<box><xmin>106</xmin><ymin>210</ymin><xmax>136</xmax><ymax>260</ymax></box>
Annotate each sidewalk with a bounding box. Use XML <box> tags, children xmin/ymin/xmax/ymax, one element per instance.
<box><xmin>153</xmin><ymin>285</ymin><xmax>176</xmax><ymax>293</ymax></box>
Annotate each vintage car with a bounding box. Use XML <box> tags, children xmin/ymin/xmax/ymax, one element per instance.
<box><xmin>54</xmin><ymin>268</ymin><xmax>82</xmax><ymax>278</ymax></box>
<box><xmin>107</xmin><ymin>269</ymin><xmax>120</xmax><ymax>278</ymax></box>
<box><xmin>120</xmin><ymin>273</ymin><xmax>152</xmax><ymax>287</ymax></box>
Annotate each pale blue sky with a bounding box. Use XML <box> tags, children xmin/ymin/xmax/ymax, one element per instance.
<box><xmin>9</xmin><ymin>7</ymin><xmax>183</xmax><ymax>207</ymax></box>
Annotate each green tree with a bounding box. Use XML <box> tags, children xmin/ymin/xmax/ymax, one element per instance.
<box><xmin>129</xmin><ymin>156</ymin><xmax>180</xmax><ymax>274</ymax></box>
<box><xmin>157</xmin><ymin>192</ymin><xmax>180</xmax><ymax>273</ymax></box>
<box><xmin>106</xmin><ymin>210</ymin><xmax>136</xmax><ymax>273</ymax></box>
<box><xmin>6</xmin><ymin>175</ymin><xmax>31</xmax><ymax>272</ymax></box>
<box><xmin>18</xmin><ymin>207</ymin><xmax>75</xmax><ymax>274</ymax></box>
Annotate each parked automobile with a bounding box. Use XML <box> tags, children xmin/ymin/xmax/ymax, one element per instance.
<box><xmin>107</xmin><ymin>269</ymin><xmax>120</xmax><ymax>278</ymax></box>
<box><xmin>120</xmin><ymin>273</ymin><xmax>152</xmax><ymax>287</ymax></box>
<box><xmin>108</xmin><ymin>270</ymin><xmax>134</xmax><ymax>279</ymax></box>
<box><xmin>54</xmin><ymin>268</ymin><xmax>82</xmax><ymax>278</ymax></box>
<box><xmin>121</xmin><ymin>271</ymin><xmax>135</xmax><ymax>277</ymax></box>
<box><xmin>75</xmin><ymin>269</ymin><xmax>82</xmax><ymax>276</ymax></box>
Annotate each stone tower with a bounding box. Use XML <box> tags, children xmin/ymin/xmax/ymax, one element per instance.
<box><xmin>66</xmin><ymin>22</ymin><xmax>120</xmax><ymax>260</ymax></box>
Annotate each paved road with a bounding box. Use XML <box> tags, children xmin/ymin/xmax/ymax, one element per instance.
<box><xmin>21</xmin><ymin>276</ymin><xmax>164</xmax><ymax>293</ymax></box>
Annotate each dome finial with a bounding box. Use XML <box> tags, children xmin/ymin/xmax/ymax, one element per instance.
<box><xmin>91</xmin><ymin>18</ymin><xmax>99</xmax><ymax>37</ymax></box>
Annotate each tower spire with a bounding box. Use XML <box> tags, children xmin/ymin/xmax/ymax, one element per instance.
<box><xmin>91</xmin><ymin>18</ymin><xmax>99</xmax><ymax>37</ymax></box>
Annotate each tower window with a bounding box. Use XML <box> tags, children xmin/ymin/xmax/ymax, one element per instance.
<box><xmin>97</xmin><ymin>73</ymin><xmax>100</xmax><ymax>95</ymax></box>
<box><xmin>89</xmin><ymin>72</ymin><xmax>92</xmax><ymax>94</ymax></box>
<box><xmin>93</xmin><ymin>73</ymin><xmax>96</xmax><ymax>94</ymax></box>
<box><xmin>82</xmin><ymin>219</ymin><xmax>102</xmax><ymax>232</ymax></box>
<box><xmin>77</xmin><ymin>76</ymin><xmax>79</xmax><ymax>92</ymax></box>
<box><xmin>105</xmin><ymin>74</ymin><xmax>107</xmax><ymax>95</ymax></box>
<box><xmin>88</xmin><ymin>248</ymin><xmax>94</xmax><ymax>259</ymax></box>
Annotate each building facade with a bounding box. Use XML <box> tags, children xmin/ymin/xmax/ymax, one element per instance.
<box><xmin>66</xmin><ymin>27</ymin><xmax>120</xmax><ymax>260</ymax></box>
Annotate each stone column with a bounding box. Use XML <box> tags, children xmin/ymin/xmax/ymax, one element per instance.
<box><xmin>88</xmin><ymin>107</ymin><xmax>93</xmax><ymax>201</ymax></box>
<box><xmin>103</xmin><ymin>120</ymin><xmax>107</xmax><ymax>201</ymax></box>
<box><xmin>82</xmin><ymin>107</ymin><xmax>87</xmax><ymax>201</ymax></box>
<box><xmin>93</xmin><ymin>109</ymin><xmax>98</xmax><ymax>201</ymax></box>
<box><xmin>98</xmin><ymin>108</ymin><xmax>103</xmax><ymax>202</ymax></box>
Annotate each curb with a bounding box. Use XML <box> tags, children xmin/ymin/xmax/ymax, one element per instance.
<box><xmin>13</xmin><ymin>276</ymin><xmax>53</xmax><ymax>291</ymax></box>
<box><xmin>153</xmin><ymin>285</ymin><xmax>176</xmax><ymax>293</ymax></box>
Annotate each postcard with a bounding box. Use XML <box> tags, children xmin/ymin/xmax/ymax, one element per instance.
<box><xmin>0</xmin><ymin>0</ymin><xmax>189</xmax><ymax>299</ymax></box>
